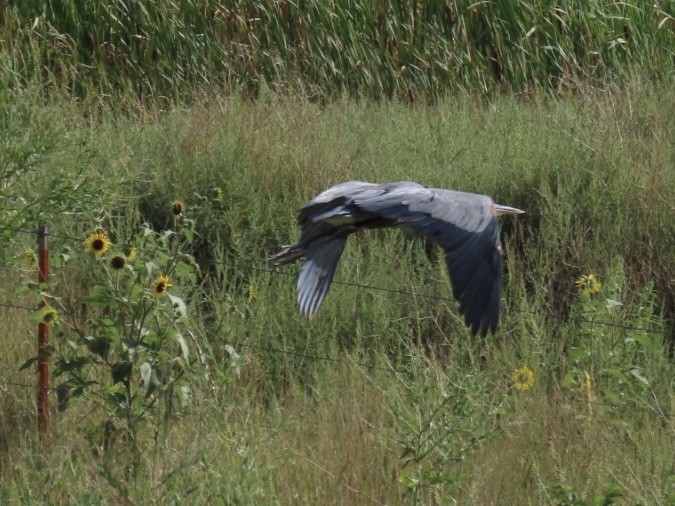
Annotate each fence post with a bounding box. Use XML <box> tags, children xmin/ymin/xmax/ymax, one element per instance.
<box><xmin>37</xmin><ymin>225</ymin><xmax>50</xmax><ymax>436</ymax></box>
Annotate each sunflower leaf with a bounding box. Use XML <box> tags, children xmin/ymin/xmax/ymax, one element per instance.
<box><xmin>168</xmin><ymin>293</ymin><xmax>188</xmax><ymax>319</ymax></box>
<box><xmin>111</xmin><ymin>361</ymin><xmax>132</xmax><ymax>384</ymax></box>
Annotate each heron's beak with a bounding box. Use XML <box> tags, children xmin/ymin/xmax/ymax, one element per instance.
<box><xmin>494</xmin><ymin>204</ymin><xmax>526</xmax><ymax>216</ymax></box>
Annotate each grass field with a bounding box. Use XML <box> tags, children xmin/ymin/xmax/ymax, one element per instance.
<box><xmin>0</xmin><ymin>85</ymin><xmax>673</xmax><ymax>504</ymax></box>
<box><xmin>1</xmin><ymin>2</ymin><xmax>674</xmax><ymax>503</ymax></box>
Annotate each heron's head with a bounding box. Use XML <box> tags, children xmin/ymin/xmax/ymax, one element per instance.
<box><xmin>494</xmin><ymin>204</ymin><xmax>526</xmax><ymax>216</ymax></box>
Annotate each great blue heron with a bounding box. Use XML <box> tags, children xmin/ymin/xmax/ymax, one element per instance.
<box><xmin>268</xmin><ymin>181</ymin><xmax>525</xmax><ymax>336</ymax></box>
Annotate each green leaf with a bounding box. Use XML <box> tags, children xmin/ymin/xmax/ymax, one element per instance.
<box><xmin>78</xmin><ymin>285</ymin><xmax>119</xmax><ymax>307</ymax></box>
<box><xmin>55</xmin><ymin>357</ymin><xmax>90</xmax><ymax>375</ymax></box>
<box><xmin>561</xmin><ymin>367</ymin><xmax>579</xmax><ymax>388</ymax></box>
<box><xmin>592</xmin><ymin>484</ymin><xmax>623</xmax><ymax>505</ymax></box>
<box><xmin>605</xmin><ymin>298</ymin><xmax>623</xmax><ymax>310</ymax></box>
<box><xmin>399</xmin><ymin>474</ymin><xmax>420</xmax><ymax>490</ymax></box>
<box><xmin>176</xmin><ymin>261</ymin><xmax>196</xmax><ymax>282</ymax></box>
<box><xmin>56</xmin><ymin>381</ymin><xmax>85</xmax><ymax>412</ymax></box>
<box><xmin>175</xmin><ymin>332</ymin><xmax>189</xmax><ymax>361</ymax></box>
<box><xmin>112</xmin><ymin>361</ymin><xmax>132</xmax><ymax>383</ymax></box>
<box><xmin>568</xmin><ymin>348</ymin><xmax>589</xmax><ymax>362</ymax></box>
<box><xmin>84</xmin><ymin>335</ymin><xmax>111</xmax><ymax>359</ymax></box>
<box><xmin>106</xmin><ymin>388</ymin><xmax>127</xmax><ymax>409</ymax></box>
<box><xmin>14</xmin><ymin>284</ymin><xmax>31</xmax><ymax>296</ymax></box>
<box><xmin>605</xmin><ymin>367</ymin><xmax>625</xmax><ymax>381</ymax></box>
<box><xmin>628</xmin><ymin>333</ymin><xmax>654</xmax><ymax>350</ymax></box>
<box><xmin>178</xmin><ymin>384</ymin><xmax>192</xmax><ymax>407</ymax></box>
<box><xmin>168</xmin><ymin>293</ymin><xmax>188</xmax><ymax>319</ymax></box>
<box><xmin>140</xmin><ymin>362</ymin><xmax>153</xmax><ymax>395</ymax></box>
<box><xmin>181</xmin><ymin>226</ymin><xmax>195</xmax><ymax>244</ymax></box>
<box><xmin>140</xmin><ymin>362</ymin><xmax>160</xmax><ymax>397</ymax></box>
<box><xmin>129</xmin><ymin>283</ymin><xmax>144</xmax><ymax>301</ymax></box>
<box><xmin>18</xmin><ymin>355</ymin><xmax>39</xmax><ymax>371</ymax></box>
<box><xmin>224</xmin><ymin>344</ymin><xmax>241</xmax><ymax>377</ymax></box>
<box><xmin>145</xmin><ymin>261</ymin><xmax>159</xmax><ymax>278</ymax></box>
<box><xmin>629</xmin><ymin>368</ymin><xmax>649</xmax><ymax>386</ymax></box>
<box><xmin>28</xmin><ymin>306</ymin><xmax>54</xmax><ymax>323</ymax></box>
<box><xmin>602</xmin><ymin>389</ymin><xmax>622</xmax><ymax>406</ymax></box>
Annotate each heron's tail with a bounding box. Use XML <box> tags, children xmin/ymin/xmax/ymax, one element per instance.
<box><xmin>267</xmin><ymin>244</ymin><xmax>304</xmax><ymax>265</ymax></box>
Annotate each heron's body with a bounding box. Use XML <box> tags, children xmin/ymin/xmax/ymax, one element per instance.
<box><xmin>269</xmin><ymin>181</ymin><xmax>524</xmax><ymax>336</ymax></box>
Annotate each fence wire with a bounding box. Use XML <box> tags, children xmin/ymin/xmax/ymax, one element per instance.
<box><xmin>0</xmin><ymin>224</ymin><xmax>670</xmax><ymax>426</ymax></box>
<box><xmin>0</xmin><ymin>224</ymin><xmax>667</xmax><ymax>341</ymax></box>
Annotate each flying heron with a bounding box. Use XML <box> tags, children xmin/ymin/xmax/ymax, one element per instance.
<box><xmin>268</xmin><ymin>181</ymin><xmax>525</xmax><ymax>336</ymax></box>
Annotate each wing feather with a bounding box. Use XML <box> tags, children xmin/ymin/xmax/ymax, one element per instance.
<box><xmin>297</xmin><ymin>232</ymin><xmax>349</xmax><ymax>316</ymax></box>
<box><xmin>354</xmin><ymin>186</ymin><xmax>503</xmax><ymax>335</ymax></box>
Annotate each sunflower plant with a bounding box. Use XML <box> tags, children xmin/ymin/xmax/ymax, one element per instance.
<box><xmin>45</xmin><ymin>211</ymin><xmax>200</xmax><ymax>464</ymax></box>
<box><xmin>564</xmin><ymin>257</ymin><xmax>663</xmax><ymax>413</ymax></box>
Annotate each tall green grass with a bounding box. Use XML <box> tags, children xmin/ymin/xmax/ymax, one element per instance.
<box><xmin>1</xmin><ymin>1</ymin><xmax>674</xmax><ymax>102</ymax></box>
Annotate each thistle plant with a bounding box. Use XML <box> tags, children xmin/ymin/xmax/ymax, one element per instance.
<box><xmin>393</xmin><ymin>370</ymin><xmax>501</xmax><ymax>503</ymax></box>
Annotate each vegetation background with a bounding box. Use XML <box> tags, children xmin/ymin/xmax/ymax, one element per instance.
<box><xmin>0</xmin><ymin>1</ymin><xmax>674</xmax><ymax>504</ymax></box>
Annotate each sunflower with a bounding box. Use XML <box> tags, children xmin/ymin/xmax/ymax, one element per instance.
<box><xmin>110</xmin><ymin>255</ymin><xmax>127</xmax><ymax>270</ymax></box>
<box><xmin>41</xmin><ymin>307</ymin><xmax>59</xmax><ymax>326</ymax></box>
<box><xmin>22</xmin><ymin>249</ymin><xmax>37</xmax><ymax>268</ymax></box>
<box><xmin>150</xmin><ymin>275</ymin><xmax>172</xmax><ymax>298</ymax></box>
<box><xmin>122</xmin><ymin>244</ymin><xmax>137</xmax><ymax>262</ymax></box>
<box><xmin>575</xmin><ymin>273</ymin><xmax>602</xmax><ymax>296</ymax></box>
<box><xmin>85</xmin><ymin>230</ymin><xmax>112</xmax><ymax>257</ymax></box>
<box><xmin>171</xmin><ymin>201</ymin><xmax>184</xmax><ymax>216</ymax></box>
<box><xmin>511</xmin><ymin>366</ymin><xmax>535</xmax><ymax>392</ymax></box>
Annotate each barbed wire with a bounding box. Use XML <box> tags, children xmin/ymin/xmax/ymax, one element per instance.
<box><xmin>257</xmin><ymin>265</ymin><xmax>665</xmax><ymax>336</ymax></box>
<box><xmin>0</xmin><ymin>226</ymin><xmax>669</xmax><ymax>423</ymax></box>
<box><xmin>0</xmin><ymin>301</ymin><xmax>36</xmax><ymax>312</ymax></box>
<box><xmin>0</xmin><ymin>225</ymin><xmax>667</xmax><ymax>336</ymax></box>
<box><xmin>0</xmin><ymin>379</ymin><xmax>54</xmax><ymax>391</ymax></box>
<box><xmin>0</xmin><ymin>225</ymin><xmax>82</xmax><ymax>241</ymax></box>
<box><xmin>232</xmin><ymin>341</ymin><xmax>394</xmax><ymax>372</ymax></box>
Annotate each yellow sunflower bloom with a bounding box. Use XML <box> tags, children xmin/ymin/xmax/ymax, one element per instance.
<box><xmin>122</xmin><ymin>244</ymin><xmax>137</xmax><ymax>262</ymax></box>
<box><xmin>41</xmin><ymin>307</ymin><xmax>59</xmax><ymax>326</ymax></box>
<box><xmin>85</xmin><ymin>230</ymin><xmax>112</xmax><ymax>257</ymax></box>
<box><xmin>512</xmin><ymin>366</ymin><xmax>535</xmax><ymax>392</ymax></box>
<box><xmin>110</xmin><ymin>255</ymin><xmax>127</xmax><ymax>270</ymax></box>
<box><xmin>151</xmin><ymin>275</ymin><xmax>172</xmax><ymax>299</ymax></box>
<box><xmin>575</xmin><ymin>273</ymin><xmax>602</xmax><ymax>296</ymax></box>
<box><xmin>22</xmin><ymin>249</ymin><xmax>37</xmax><ymax>268</ymax></box>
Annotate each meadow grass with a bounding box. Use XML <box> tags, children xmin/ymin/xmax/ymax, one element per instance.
<box><xmin>0</xmin><ymin>85</ymin><xmax>674</xmax><ymax>504</ymax></box>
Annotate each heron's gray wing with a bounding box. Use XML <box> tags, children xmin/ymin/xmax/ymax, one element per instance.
<box><xmin>441</xmin><ymin>221</ymin><xmax>502</xmax><ymax>336</ymax></box>
<box><xmin>355</xmin><ymin>187</ymin><xmax>503</xmax><ymax>335</ymax></box>
<box><xmin>297</xmin><ymin>181</ymin><xmax>381</xmax><ymax>230</ymax></box>
<box><xmin>289</xmin><ymin>182</ymin><xmax>384</xmax><ymax>316</ymax></box>
<box><xmin>297</xmin><ymin>231</ymin><xmax>349</xmax><ymax>316</ymax></box>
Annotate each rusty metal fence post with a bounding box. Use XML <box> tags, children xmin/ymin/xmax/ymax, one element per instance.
<box><xmin>37</xmin><ymin>225</ymin><xmax>50</xmax><ymax>435</ymax></box>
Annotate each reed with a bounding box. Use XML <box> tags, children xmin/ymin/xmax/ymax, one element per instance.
<box><xmin>2</xmin><ymin>1</ymin><xmax>673</xmax><ymax>102</ymax></box>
